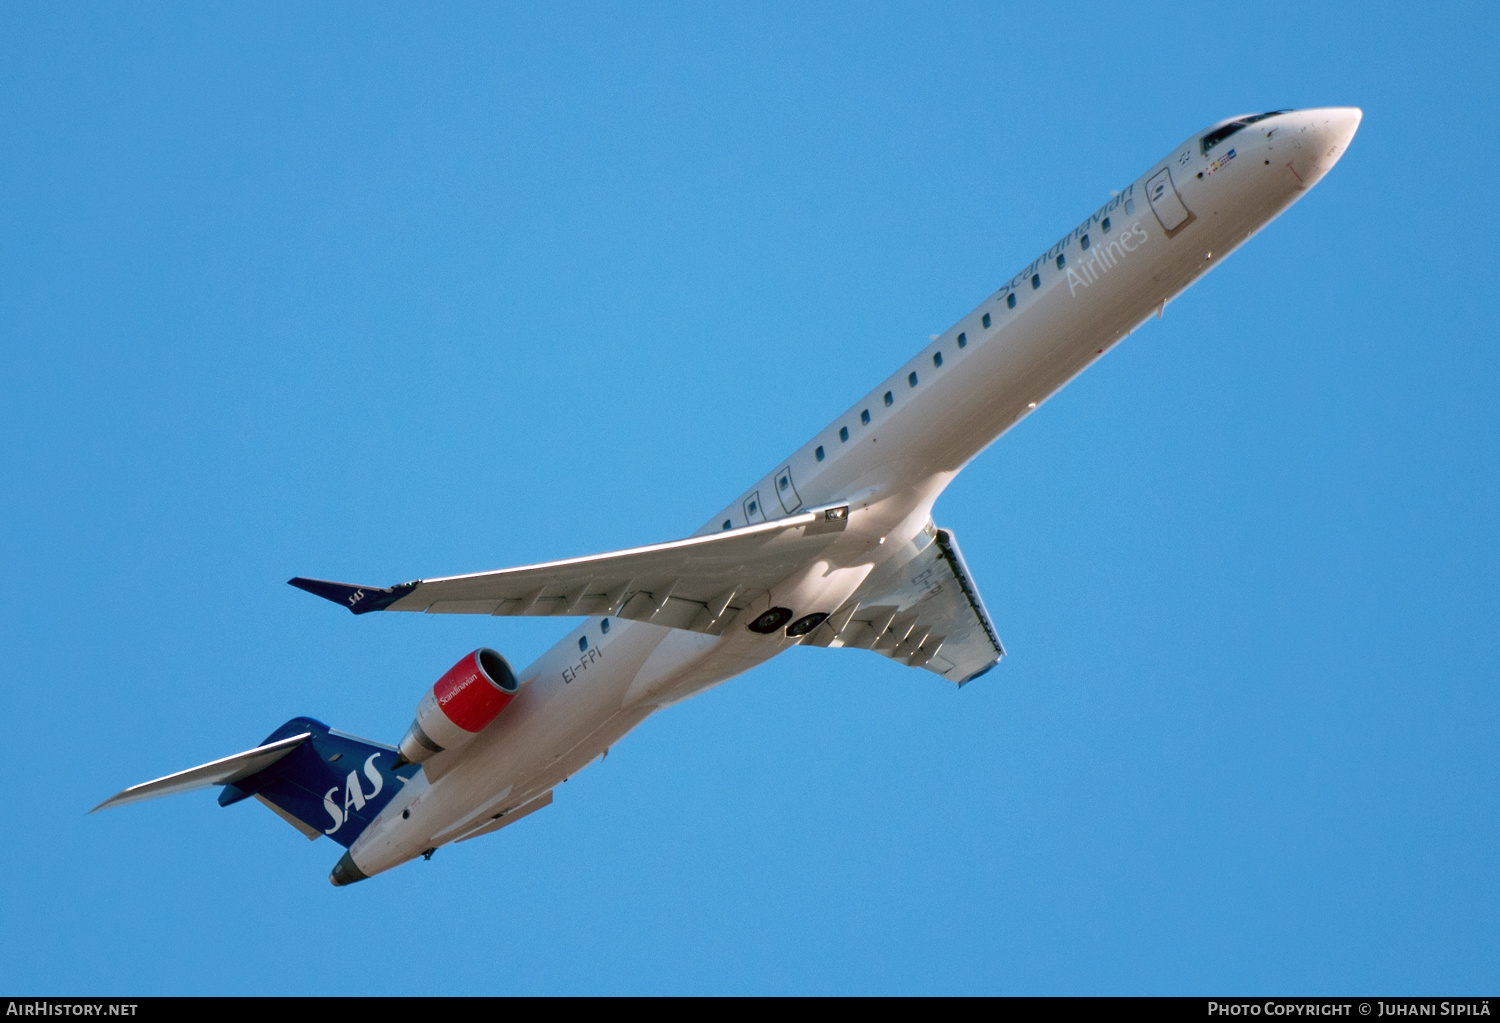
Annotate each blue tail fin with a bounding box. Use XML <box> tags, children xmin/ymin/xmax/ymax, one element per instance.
<box><xmin>218</xmin><ymin>717</ymin><xmax>419</xmax><ymax>848</ymax></box>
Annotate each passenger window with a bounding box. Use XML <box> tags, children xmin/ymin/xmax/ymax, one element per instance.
<box><xmin>1102</xmin><ymin>217</ymin><xmax>1111</xmax><ymax>233</ymax></box>
<box><xmin>839</xmin><ymin>426</ymin><xmax>848</xmax><ymax>442</ymax></box>
<box><xmin>1007</xmin><ymin>293</ymin><xmax>1017</xmax><ymax>309</ymax></box>
<box><xmin>908</xmin><ymin>371</ymin><xmax>918</xmax><ymax>387</ymax></box>
<box><xmin>1031</xmin><ymin>274</ymin><xmax>1041</xmax><ymax>289</ymax></box>
<box><xmin>884</xmin><ymin>391</ymin><xmax>893</xmax><ymax>406</ymax></box>
<box><xmin>722</xmin><ymin>519</ymin><xmax>731</xmax><ymax>529</ymax></box>
<box><xmin>1081</xmin><ymin>234</ymin><xmax>1090</xmax><ymax>250</ymax></box>
<box><xmin>579</xmin><ymin>636</ymin><xmax>588</xmax><ymax>652</ymax></box>
<box><xmin>981</xmin><ymin>312</ymin><xmax>991</xmax><ymax>328</ymax></box>
<box><xmin>861</xmin><ymin>409</ymin><xmax>870</xmax><ymax>424</ymax></box>
<box><xmin>1056</xmin><ymin>254</ymin><xmax>1065</xmax><ymax>269</ymax></box>
<box><xmin>815</xmin><ymin>446</ymin><xmax>824</xmax><ymax>461</ymax></box>
<box><xmin>957</xmin><ymin>332</ymin><xmax>967</xmax><ymax>349</ymax></box>
<box><xmin>601</xmin><ymin>618</ymin><xmax>610</xmax><ymax>633</ymax></box>
<box><xmin>933</xmin><ymin>352</ymin><xmax>943</xmax><ymax>368</ymax></box>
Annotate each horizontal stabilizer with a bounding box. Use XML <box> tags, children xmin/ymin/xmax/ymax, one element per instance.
<box><xmin>289</xmin><ymin>503</ymin><xmax>852</xmax><ymax>634</ymax></box>
<box><xmin>91</xmin><ymin>732</ymin><xmax>311</xmax><ymax>813</ymax></box>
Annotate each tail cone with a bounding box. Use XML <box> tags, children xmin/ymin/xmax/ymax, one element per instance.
<box><xmin>329</xmin><ymin>850</ymin><xmax>368</xmax><ymax>887</ymax></box>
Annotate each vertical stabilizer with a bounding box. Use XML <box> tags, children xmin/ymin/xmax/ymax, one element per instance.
<box><xmin>218</xmin><ymin>718</ymin><xmax>420</xmax><ymax>848</ymax></box>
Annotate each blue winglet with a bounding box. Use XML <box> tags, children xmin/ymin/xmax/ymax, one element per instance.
<box><xmin>288</xmin><ymin>577</ymin><xmax>417</xmax><ymax>614</ymax></box>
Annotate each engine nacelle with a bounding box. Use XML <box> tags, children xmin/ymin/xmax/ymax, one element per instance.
<box><xmin>395</xmin><ymin>648</ymin><xmax>520</xmax><ymax>767</ymax></box>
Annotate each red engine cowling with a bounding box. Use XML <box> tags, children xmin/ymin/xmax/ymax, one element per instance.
<box><xmin>395</xmin><ymin>648</ymin><xmax>520</xmax><ymax>767</ymax></box>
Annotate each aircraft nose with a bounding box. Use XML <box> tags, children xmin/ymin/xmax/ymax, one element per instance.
<box><xmin>1288</xmin><ymin>107</ymin><xmax>1362</xmax><ymax>186</ymax></box>
<box><xmin>1313</xmin><ymin>106</ymin><xmax>1363</xmax><ymax>154</ymax></box>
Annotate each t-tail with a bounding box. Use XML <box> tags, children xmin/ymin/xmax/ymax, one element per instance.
<box><xmin>92</xmin><ymin>717</ymin><xmax>420</xmax><ymax>886</ymax></box>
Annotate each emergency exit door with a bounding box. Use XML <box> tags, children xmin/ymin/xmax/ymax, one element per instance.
<box><xmin>773</xmin><ymin>466</ymin><xmax>802</xmax><ymax>514</ymax></box>
<box><xmin>1145</xmin><ymin>167</ymin><xmax>1193</xmax><ymax>235</ymax></box>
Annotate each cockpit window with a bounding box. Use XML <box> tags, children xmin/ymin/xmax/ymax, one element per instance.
<box><xmin>1201</xmin><ymin>111</ymin><xmax>1289</xmax><ymax>155</ymax></box>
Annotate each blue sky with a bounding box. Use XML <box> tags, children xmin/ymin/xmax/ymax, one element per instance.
<box><xmin>3</xmin><ymin>2</ymin><xmax>1497</xmax><ymax>995</ymax></box>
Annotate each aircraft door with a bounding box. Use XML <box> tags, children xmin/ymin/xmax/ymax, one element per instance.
<box><xmin>1145</xmin><ymin>168</ymin><xmax>1193</xmax><ymax>235</ymax></box>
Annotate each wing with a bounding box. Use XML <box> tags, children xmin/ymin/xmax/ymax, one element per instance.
<box><xmin>289</xmin><ymin>503</ymin><xmax>851</xmax><ymax>635</ymax></box>
<box><xmin>803</xmin><ymin>525</ymin><xmax>1004</xmax><ymax>685</ymax></box>
<box><xmin>454</xmin><ymin>790</ymin><xmax>553</xmax><ymax>843</ymax></box>
<box><xmin>91</xmin><ymin>732</ymin><xmax>311</xmax><ymax>812</ymax></box>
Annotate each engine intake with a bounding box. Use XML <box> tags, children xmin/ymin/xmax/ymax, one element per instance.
<box><xmin>394</xmin><ymin>648</ymin><xmax>520</xmax><ymax>768</ymax></box>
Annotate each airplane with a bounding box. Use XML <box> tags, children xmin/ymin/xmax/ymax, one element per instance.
<box><xmin>94</xmin><ymin>108</ymin><xmax>1362</xmax><ymax>885</ymax></box>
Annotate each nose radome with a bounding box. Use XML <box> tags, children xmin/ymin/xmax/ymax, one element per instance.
<box><xmin>1319</xmin><ymin>106</ymin><xmax>1363</xmax><ymax>149</ymax></box>
<box><xmin>1303</xmin><ymin>106</ymin><xmax>1362</xmax><ymax>180</ymax></box>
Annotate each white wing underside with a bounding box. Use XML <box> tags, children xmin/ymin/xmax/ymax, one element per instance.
<box><xmin>805</xmin><ymin>526</ymin><xmax>1004</xmax><ymax>685</ymax></box>
<box><xmin>292</xmin><ymin>507</ymin><xmax>1002</xmax><ymax>685</ymax></box>
<box><xmin>292</xmin><ymin>504</ymin><xmax>852</xmax><ymax>634</ymax></box>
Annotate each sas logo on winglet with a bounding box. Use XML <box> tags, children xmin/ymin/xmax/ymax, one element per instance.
<box><xmin>322</xmin><ymin>753</ymin><xmax>385</xmax><ymax>834</ymax></box>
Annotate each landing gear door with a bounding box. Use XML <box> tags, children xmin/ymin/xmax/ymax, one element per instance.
<box><xmin>1145</xmin><ymin>167</ymin><xmax>1193</xmax><ymax>235</ymax></box>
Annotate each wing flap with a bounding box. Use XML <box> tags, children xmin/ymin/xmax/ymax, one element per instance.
<box><xmin>813</xmin><ymin>527</ymin><xmax>1003</xmax><ymax>685</ymax></box>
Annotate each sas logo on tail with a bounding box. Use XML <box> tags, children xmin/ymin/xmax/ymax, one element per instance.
<box><xmin>322</xmin><ymin>754</ymin><xmax>386</xmax><ymax>835</ymax></box>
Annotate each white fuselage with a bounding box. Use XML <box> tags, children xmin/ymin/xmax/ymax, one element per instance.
<box><xmin>349</xmin><ymin>108</ymin><xmax>1362</xmax><ymax>878</ymax></box>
